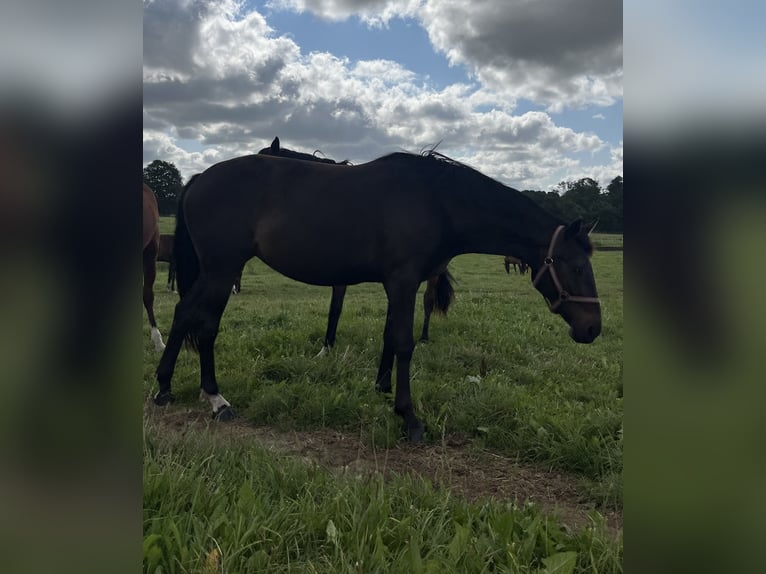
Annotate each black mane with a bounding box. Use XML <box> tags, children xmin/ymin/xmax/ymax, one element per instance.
<box><xmin>258</xmin><ymin>136</ymin><xmax>351</xmax><ymax>165</ymax></box>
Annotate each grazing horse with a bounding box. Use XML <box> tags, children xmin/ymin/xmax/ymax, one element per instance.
<box><xmin>154</xmin><ymin>150</ymin><xmax>601</xmax><ymax>442</ymax></box>
<box><xmin>504</xmin><ymin>255</ymin><xmax>528</xmax><ymax>275</ymax></box>
<box><xmin>157</xmin><ymin>233</ymin><xmax>176</xmax><ymax>291</ymax></box>
<box><xmin>258</xmin><ymin>137</ymin><xmax>455</xmax><ymax>353</ymax></box>
<box><xmin>142</xmin><ymin>183</ymin><xmax>165</xmax><ymax>352</ymax></box>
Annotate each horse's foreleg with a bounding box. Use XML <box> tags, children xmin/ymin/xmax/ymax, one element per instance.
<box><xmin>143</xmin><ymin>250</ymin><xmax>165</xmax><ymax>352</ymax></box>
<box><xmin>318</xmin><ymin>285</ymin><xmax>347</xmax><ymax>356</ymax></box>
<box><xmin>385</xmin><ymin>282</ymin><xmax>422</xmax><ymax>442</ymax></box>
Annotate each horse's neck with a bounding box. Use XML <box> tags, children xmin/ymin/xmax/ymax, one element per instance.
<box><xmin>447</xmin><ymin>182</ymin><xmax>560</xmax><ymax>259</ymax></box>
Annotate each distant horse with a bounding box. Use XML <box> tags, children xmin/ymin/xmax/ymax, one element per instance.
<box><xmin>154</xmin><ymin>150</ymin><xmax>601</xmax><ymax>442</ymax></box>
<box><xmin>142</xmin><ymin>183</ymin><xmax>165</xmax><ymax>352</ymax></box>
<box><xmin>504</xmin><ymin>255</ymin><xmax>528</xmax><ymax>275</ymax></box>
<box><xmin>258</xmin><ymin>137</ymin><xmax>455</xmax><ymax>353</ymax></box>
<box><xmin>157</xmin><ymin>233</ymin><xmax>176</xmax><ymax>291</ymax></box>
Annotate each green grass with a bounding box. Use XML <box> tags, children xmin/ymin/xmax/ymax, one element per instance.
<box><xmin>144</xmin><ymin>421</ymin><xmax>622</xmax><ymax>574</ymax></box>
<box><xmin>144</xmin><ymin>218</ymin><xmax>622</xmax><ymax>571</ymax></box>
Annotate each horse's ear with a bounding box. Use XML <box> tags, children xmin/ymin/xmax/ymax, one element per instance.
<box><xmin>271</xmin><ymin>137</ymin><xmax>280</xmax><ymax>154</ymax></box>
<box><xmin>564</xmin><ymin>219</ymin><xmax>584</xmax><ymax>239</ymax></box>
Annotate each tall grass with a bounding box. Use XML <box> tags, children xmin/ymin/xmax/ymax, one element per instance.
<box><xmin>144</xmin><ymin>421</ymin><xmax>622</xmax><ymax>573</ymax></box>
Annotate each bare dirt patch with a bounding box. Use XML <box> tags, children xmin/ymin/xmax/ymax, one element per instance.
<box><xmin>146</xmin><ymin>405</ymin><xmax>622</xmax><ymax>535</ymax></box>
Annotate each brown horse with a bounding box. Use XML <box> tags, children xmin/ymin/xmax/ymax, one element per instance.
<box><xmin>155</xmin><ymin>150</ymin><xmax>601</xmax><ymax>442</ymax></box>
<box><xmin>258</xmin><ymin>137</ymin><xmax>455</xmax><ymax>355</ymax></box>
<box><xmin>504</xmin><ymin>255</ymin><xmax>528</xmax><ymax>275</ymax></box>
<box><xmin>142</xmin><ymin>183</ymin><xmax>165</xmax><ymax>352</ymax></box>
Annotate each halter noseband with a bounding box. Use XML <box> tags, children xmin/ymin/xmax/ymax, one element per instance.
<box><xmin>532</xmin><ymin>225</ymin><xmax>601</xmax><ymax>312</ymax></box>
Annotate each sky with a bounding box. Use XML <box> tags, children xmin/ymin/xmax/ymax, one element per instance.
<box><xmin>143</xmin><ymin>0</ymin><xmax>623</xmax><ymax>191</ymax></box>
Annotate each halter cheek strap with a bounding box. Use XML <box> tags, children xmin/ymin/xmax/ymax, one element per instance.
<box><xmin>532</xmin><ymin>225</ymin><xmax>601</xmax><ymax>312</ymax></box>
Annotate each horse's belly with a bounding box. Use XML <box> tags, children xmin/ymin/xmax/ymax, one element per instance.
<box><xmin>259</xmin><ymin>254</ymin><xmax>379</xmax><ymax>286</ymax></box>
<box><xmin>253</xmin><ymin>212</ymin><xmax>382</xmax><ymax>285</ymax></box>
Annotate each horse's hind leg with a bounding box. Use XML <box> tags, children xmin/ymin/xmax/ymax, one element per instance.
<box><xmin>167</xmin><ymin>259</ymin><xmax>176</xmax><ymax>291</ymax></box>
<box><xmin>318</xmin><ymin>285</ymin><xmax>347</xmax><ymax>356</ymax></box>
<box><xmin>143</xmin><ymin>246</ymin><xmax>165</xmax><ymax>352</ymax></box>
<box><xmin>195</xmin><ymin>275</ymin><xmax>237</xmax><ymax>420</ymax></box>
<box><xmin>154</xmin><ymin>275</ymin><xmax>210</xmax><ymax>404</ymax></box>
<box><xmin>419</xmin><ymin>279</ymin><xmax>436</xmax><ymax>342</ymax></box>
<box><xmin>154</xmin><ymin>274</ymin><xmax>235</xmax><ymax>420</ymax></box>
<box><xmin>375</xmin><ymin>302</ymin><xmax>394</xmax><ymax>393</ymax></box>
<box><xmin>231</xmin><ymin>270</ymin><xmax>242</xmax><ymax>294</ymax></box>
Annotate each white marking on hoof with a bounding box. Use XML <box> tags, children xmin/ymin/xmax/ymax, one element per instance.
<box><xmin>151</xmin><ymin>327</ymin><xmax>166</xmax><ymax>352</ymax></box>
<box><xmin>315</xmin><ymin>345</ymin><xmax>330</xmax><ymax>358</ymax></box>
<box><xmin>203</xmin><ymin>392</ymin><xmax>231</xmax><ymax>413</ymax></box>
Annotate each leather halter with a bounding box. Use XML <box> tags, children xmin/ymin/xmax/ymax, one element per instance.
<box><xmin>532</xmin><ymin>225</ymin><xmax>601</xmax><ymax>312</ymax></box>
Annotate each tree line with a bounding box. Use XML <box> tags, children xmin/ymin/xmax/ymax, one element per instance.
<box><xmin>143</xmin><ymin>159</ymin><xmax>622</xmax><ymax>233</ymax></box>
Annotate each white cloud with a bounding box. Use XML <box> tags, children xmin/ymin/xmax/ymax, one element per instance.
<box><xmin>268</xmin><ymin>0</ymin><xmax>623</xmax><ymax>110</ymax></box>
<box><xmin>144</xmin><ymin>0</ymin><xmax>621</xmax><ymax>189</ymax></box>
<box><xmin>419</xmin><ymin>0</ymin><xmax>622</xmax><ymax>110</ymax></box>
<box><xmin>267</xmin><ymin>0</ymin><xmax>422</xmax><ymax>25</ymax></box>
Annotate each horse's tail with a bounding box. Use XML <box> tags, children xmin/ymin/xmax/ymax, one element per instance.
<box><xmin>173</xmin><ymin>174</ymin><xmax>202</xmax><ymax>351</ymax></box>
<box><xmin>174</xmin><ymin>174</ymin><xmax>201</xmax><ymax>300</ymax></box>
<box><xmin>432</xmin><ymin>269</ymin><xmax>455</xmax><ymax>315</ymax></box>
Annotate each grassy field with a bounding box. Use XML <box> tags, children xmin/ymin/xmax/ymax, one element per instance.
<box><xmin>144</xmin><ymin>218</ymin><xmax>623</xmax><ymax>572</ymax></box>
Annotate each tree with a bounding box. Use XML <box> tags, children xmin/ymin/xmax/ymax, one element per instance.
<box><xmin>522</xmin><ymin>176</ymin><xmax>623</xmax><ymax>233</ymax></box>
<box><xmin>600</xmin><ymin>176</ymin><xmax>623</xmax><ymax>233</ymax></box>
<box><xmin>143</xmin><ymin>160</ymin><xmax>183</xmax><ymax>216</ymax></box>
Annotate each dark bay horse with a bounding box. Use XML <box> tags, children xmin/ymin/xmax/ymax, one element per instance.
<box><xmin>142</xmin><ymin>183</ymin><xmax>166</xmax><ymax>352</ymax></box>
<box><xmin>258</xmin><ymin>137</ymin><xmax>455</xmax><ymax>354</ymax></box>
<box><xmin>154</xmin><ymin>150</ymin><xmax>601</xmax><ymax>441</ymax></box>
<box><xmin>504</xmin><ymin>255</ymin><xmax>528</xmax><ymax>275</ymax></box>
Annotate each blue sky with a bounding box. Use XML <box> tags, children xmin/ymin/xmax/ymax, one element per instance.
<box><xmin>143</xmin><ymin>0</ymin><xmax>623</xmax><ymax>190</ymax></box>
<box><xmin>258</xmin><ymin>4</ymin><xmax>468</xmax><ymax>88</ymax></box>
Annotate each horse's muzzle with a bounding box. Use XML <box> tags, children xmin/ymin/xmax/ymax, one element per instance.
<box><xmin>569</xmin><ymin>321</ymin><xmax>601</xmax><ymax>344</ymax></box>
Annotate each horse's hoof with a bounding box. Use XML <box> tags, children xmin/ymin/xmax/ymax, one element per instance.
<box><xmin>375</xmin><ymin>382</ymin><xmax>392</xmax><ymax>394</ymax></box>
<box><xmin>213</xmin><ymin>405</ymin><xmax>236</xmax><ymax>421</ymax></box>
<box><xmin>408</xmin><ymin>423</ymin><xmax>426</xmax><ymax>444</ymax></box>
<box><xmin>153</xmin><ymin>391</ymin><xmax>175</xmax><ymax>406</ymax></box>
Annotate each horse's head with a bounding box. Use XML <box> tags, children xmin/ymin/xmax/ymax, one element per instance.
<box><xmin>530</xmin><ymin>220</ymin><xmax>601</xmax><ymax>344</ymax></box>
